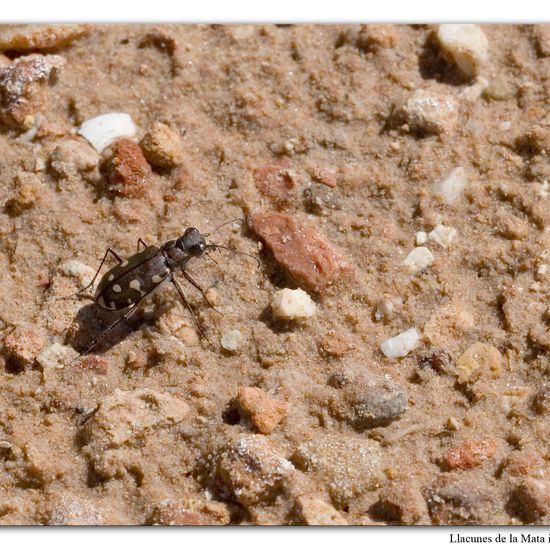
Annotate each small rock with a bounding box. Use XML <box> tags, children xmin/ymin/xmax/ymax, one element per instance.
<box><xmin>292</xmin><ymin>435</ymin><xmax>383</xmax><ymax>506</ymax></box>
<box><xmin>271</xmin><ymin>288</ymin><xmax>316</xmax><ymax>321</ymax></box>
<box><xmin>100</xmin><ymin>138</ymin><xmax>152</xmax><ymax>198</ymax></box>
<box><xmin>253</xmin><ymin>164</ymin><xmax>295</xmax><ymax>207</ymax></box>
<box><xmin>309</xmin><ymin>166</ymin><xmax>337</xmax><ymax>188</ymax></box>
<box><xmin>426</xmin><ymin>473</ymin><xmax>503</xmax><ymax>525</ymax></box>
<box><xmin>48</xmin><ymin>495</ymin><xmax>103</xmax><ymax>526</ymax></box>
<box><xmin>532</xmin><ymin>25</ymin><xmax>550</xmax><ymax>58</ymax></box>
<box><xmin>303</xmin><ymin>182</ymin><xmax>340</xmax><ymax>215</ymax></box>
<box><xmin>140</xmin><ymin>122</ymin><xmax>184</xmax><ymax>168</ymax></box>
<box><xmin>499</xmin><ymin>213</ymin><xmax>529</xmax><ymax>240</ymax></box>
<box><xmin>418</xmin><ymin>349</ymin><xmax>452</xmax><ymax>375</ymax></box>
<box><xmin>60</xmin><ymin>259</ymin><xmax>96</xmax><ymax>288</ymax></box>
<box><xmin>456</xmin><ymin>342</ymin><xmax>503</xmax><ymax>383</ymax></box>
<box><xmin>328</xmin><ymin>368</ymin><xmax>408</xmax><ymax>429</ymax></box>
<box><xmin>148</xmin><ymin>497</ymin><xmax>229</xmax><ymax>525</ymax></box>
<box><xmin>372</xmin><ymin>481</ymin><xmax>430</xmax><ymax>525</ymax></box>
<box><xmin>75</xmin><ymin>355</ymin><xmax>108</xmax><ymax>375</ymax></box>
<box><xmin>3</xmin><ymin>325</ymin><xmax>46</xmax><ymax>372</ymax></box>
<box><xmin>356</xmin><ymin>24</ymin><xmax>398</xmax><ymax>50</ymax></box>
<box><xmin>0</xmin><ymin>24</ymin><xmax>88</xmax><ymax>52</ymax></box>
<box><xmin>501</xmin><ymin>386</ymin><xmax>530</xmax><ymax>417</ymax></box>
<box><xmin>502</xmin><ymin>450</ymin><xmax>545</xmax><ymax>478</ymax></box>
<box><xmin>215</xmin><ymin>434</ymin><xmax>295</xmax><ymax>506</ymax></box>
<box><xmin>444</xmin><ymin>438</ymin><xmax>498</xmax><ymax>470</ymax></box>
<box><xmin>235</xmin><ymin>386</ymin><xmax>288</xmax><ymax>434</ymax></box>
<box><xmin>381</xmin><ymin>328</ymin><xmax>420</xmax><ymax>359</ymax></box>
<box><xmin>515</xmin><ymin>478</ymin><xmax>550</xmax><ymax>522</ymax></box>
<box><xmin>36</xmin><ymin>343</ymin><xmax>78</xmax><ymax>370</ymax></box>
<box><xmin>251</xmin><ymin>211</ymin><xmax>349</xmax><ymax>292</ymax></box>
<box><xmin>415</xmin><ymin>231</ymin><xmax>428</xmax><ymax>245</ymax></box>
<box><xmin>403</xmin><ymin>247</ymin><xmax>434</xmax><ymax>273</ymax></box>
<box><xmin>428</xmin><ymin>224</ymin><xmax>458</xmax><ymax>247</ymax></box>
<box><xmin>432</xmin><ymin>167</ymin><xmax>467</xmax><ymax>205</ymax></box>
<box><xmin>0</xmin><ymin>53</ymin><xmax>65</xmax><ymax>128</ymax></box>
<box><xmin>293</xmin><ymin>495</ymin><xmax>347</xmax><ymax>525</ymax></box>
<box><xmin>220</xmin><ymin>329</ymin><xmax>243</xmax><ymax>352</ymax></box>
<box><xmin>78</xmin><ymin>112</ymin><xmax>137</xmax><ymax>154</ymax></box>
<box><xmin>436</xmin><ymin>24</ymin><xmax>489</xmax><ymax>78</ymax></box>
<box><xmin>400</xmin><ymin>89</ymin><xmax>459</xmax><ymax>136</ymax></box>
<box><xmin>49</xmin><ymin>139</ymin><xmax>98</xmax><ymax>178</ymax></box>
<box><xmin>483</xmin><ymin>74</ymin><xmax>515</xmax><ymax>101</ymax></box>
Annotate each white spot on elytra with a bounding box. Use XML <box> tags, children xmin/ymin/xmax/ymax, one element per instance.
<box><xmin>152</xmin><ymin>274</ymin><xmax>163</xmax><ymax>284</ymax></box>
<box><xmin>97</xmin><ymin>296</ymin><xmax>107</xmax><ymax>308</ymax></box>
<box><xmin>129</xmin><ymin>279</ymin><xmax>141</xmax><ymax>291</ymax></box>
<box><xmin>110</xmin><ymin>301</ymin><xmax>117</xmax><ymax>310</ymax></box>
<box><xmin>108</xmin><ymin>274</ymin><xmax>115</xmax><ymax>281</ymax></box>
<box><xmin>127</xmin><ymin>298</ymin><xmax>133</xmax><ymax>304</ymax></box>
<box><xmin>140</xmin><ymin>290</ymin><xmax>146</xmax><ymax>297</ymax></box>
<box><xmin>120</xmin><ymin>260</ymin><xmax>129</xmax><ymax>267</ymax></box>
<box><xmin>112</xmin><ymin>284</ymin><xmax>122</xmax><ymax>293</ymax></box>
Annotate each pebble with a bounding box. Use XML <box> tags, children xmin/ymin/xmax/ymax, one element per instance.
<box><xmin>403</xmin><ymin>247</ymin><xmax>434</xmax><ymax>273</ymax></box>
<box><xmin>235</xmin><ymin>386</ymin><xmax>288</xmax><ymax>434</ymax></box>
<box><xmin>293</xmin><ymin>496</ymin><xmax>347</xmax><ymax>525</ymax></box>
<box><xmin>302</xmin><ymin>182</ymin><xmax>341</xmax><ymax>215</ymax></box>
<box><xmin>415</xmin><ymin>231</ymin><xmax>428</xmax><ymax>245</ymax></box>
<box><xmin>100</xmin><ymin>138</ymin><xmax>152</xmax><ymax>198</ymax></box>
<box><xmin>49</xmin><ymin>139</ymin><xmax>99</xmax><ymax>178</ymax></box>
<box><xmin>456</xmin><ymin>342</ymin><xmax>503</xmax><ymax>383</ymax></box>
<box><xmin>400</xmin><ymin>89</ymin><xmax>459</xmax><ymax>135</ymax></box>
<box><xmin>251</xmin><ymin>211</ymin><xmax>348</xmax><ymax>292</ymax></box>
<box><xmin>61</xmin><ymin>260</ymin><xmax>96</xmax><ymax>288</ymax></box>
<box><xmin>3</xmin><ymin>325</ymin><xmax>46</xmax><ymax>371</ymax></box>
<box><xmin>436</xmin><ymin>24</ymin><xmax>489</xmax><ymax>78</ymax></box>
<box><xmin>0</xmin><ymin>54</ymin><xmax>65</xmax><ymax>129</ymax></box>
<box><xmin>428</xmin><ymin>224</ymin><xmax>458</xmax><ymax>248</ymax></box>
<box><xmin>271</xmin><ymin>288</ymin><xmax>316</xmax><ymax>321</ymax></box>
<box><xmin>36</xmin><ymin>343</ymin><xmax>78</xmax><ymax>370</ymax></box>
<box><xmin>444</xmin><ymin>438</ymin><xmax>497</xmax><ymax>470</ymax></box>
<box><xmin>373</xmin><ymin>481</ymin><xmax>430</xmax><ymax>525</ymax></box>
<box><xmin>140</xmin><ymin>121</ymin><xmax>184</xmax><ymax>168</ymax></box>
<box><xmin>328</xmin><ymin>368</ymin><xmax>408</xmax><ymax>429</ymax></box>
<box><xmin>381</xmin><ymin>328</ymin><xmax>420</xmax><ymax>359</ymax></box>
<box><xmin>292</xmin><ymin>435</ymin><xmax>383</xmax><ymax>506</ymax></box>
<box><xmin>432</xmin><ymin>167</ymin><xmax>467</xmax><ymax>205</ymax></box>
<box><xmin>220</xmin><ymin>329</ymin><xmax>243</xmax><ymax>352</ymax></box>
<box><xmin>78</xmin><ymin>113</ymin><xmax>137</xmax><ymax>153</ymax></box>
<box><xmin>253</xmin><ymin>163</ymin><xmax>295</xmax><ymax>208</ymax></box>
<box><xmin>374</xmin><ymin>299</ymin><xmax>395</xmax><ymax>322</ymax></box>
<box><xmin>532</xmin><ymin>384</ymin><xmax>550</xmax><ymax>415</ymax></box>
<box><xmin>499</xmin><ymin>213</ymin><xmax>529</xmax><ymax>240</ymax></box>
<box><xmin>515</xmin><ymin>478</ymin><xmax>550</xmax><ymax>522</ymax></box>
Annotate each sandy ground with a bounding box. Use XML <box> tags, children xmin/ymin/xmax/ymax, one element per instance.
<box><xmin>1</xmin><ymin>23</ymin><xmax>550</xmax><ymax>525</ymax></box>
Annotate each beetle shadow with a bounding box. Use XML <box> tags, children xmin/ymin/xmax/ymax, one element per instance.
<box><xmin>67</xmin><ymin>302</ymin><xmax>146</xmax><ymax>354</ymax></box>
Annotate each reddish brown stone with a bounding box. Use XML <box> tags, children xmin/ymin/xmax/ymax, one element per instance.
<box><xmin>101</xmin><ymin>138</ymin><xmax>152</xmax><ymax>198</ymax></box>
<box><xmin>444</xmin><ymin>438</ymin><xmax>497</xmax><ymax>471</ymax></box>
<box><xmin>75</xmin><ymin>356</ymin><xmax>108</xmax><ymax>375</ymax></box>
<box><xmin>251</xmin><ymin>211</ymin><xmax>348</xmax><ymax>291</ymax></box>
<box><xmin>235</xmin><ymin>386</ymin><xmax>288</xmax><ymax>434</ymax></box>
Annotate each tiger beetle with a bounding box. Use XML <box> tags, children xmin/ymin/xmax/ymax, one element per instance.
<box><xmin>71</xmin><ymin>219</ymin><xmax>258</xmax><ymax>355</ymax></box>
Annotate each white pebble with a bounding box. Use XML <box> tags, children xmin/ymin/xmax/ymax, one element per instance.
<box><xmin>432</xmin><ymin>167</ymin><xmax>467</xmax><ymax>205</ymax></box>
<box><xmin>220</xmin><ymin>329</ymin><xmax>243</xmax><ymax>352</ymax></box>
<box><xmin>402</xmin><ymin>89</ymin><xmax>459</xmax><ymax>135</ymax></box>
<box><xmin>437</xmin><ymin>24</ymin><xmax>489</xmax><ymax>77</ymax></box>
<box><xmin>77</xmin><ymin>112</ymin><xmax>137</xmax><ymax>153</ymax></box>
<box><xmin>403</xmin><ymin>247</ymin><xmax>434</xmax><ymax>273</ymax></box>
<box><xmin>428</xmin><ymin>224</ymin><xmax>458</xmax><ymax>248</ymax></box>
<box><xmin>61</xmin><ymin>260</ymin><xmax>96</xmax><ymax>288</ymax></box>
<box><xmin>415</xmin><ymin>231</ymin><xmax>428</xmax><ymax>245</ymax></box>
<box><xmin>381</xmin><ymin>328</ymin><xmax>420</xmax><ymax>359</ymax></box>
<box><xmin>36</xmin><ymin>343</ymin><xmax>78</xmax><ymax>370</ymax></box>
<box><xmin>271</xmin><ymin>288</ymin><xmax>316</xmax><ymax>321</ymax></box>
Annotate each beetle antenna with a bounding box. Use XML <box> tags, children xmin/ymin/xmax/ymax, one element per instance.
<box><xmin>204</xmin><ymin>218</ymin><xmax>243</xmax><ymax>238</ymax></box>
<box><xmin>210</xmin><ymin>244</ymin><xmax>260</xmax><ymax>268</ymax></box>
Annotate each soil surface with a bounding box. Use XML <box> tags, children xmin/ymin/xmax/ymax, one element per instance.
<box><xmin>1</xmin><ymin>23</ymin><xmax>550</xmax><ymax>525</ymax></box>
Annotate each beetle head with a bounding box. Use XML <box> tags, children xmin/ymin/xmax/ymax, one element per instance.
<box><xmin>177</xmin><ymin>227</ymin><xmax>207</xmax><ymax>257</ymax></box>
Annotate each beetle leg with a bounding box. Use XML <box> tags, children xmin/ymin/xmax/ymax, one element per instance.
<box><xmin>137</xmin><ymin>238</ymin><xmax>148</xmax><ymax>252</ymax></box>
<box><xmin>80</xmin><ymin>303</ymin><xmax>139</xmax><ymax>357</ymax></box>
<box><xmin>170</xmin><ymin>276</ymin><xmax>214</xmax><ymax>348</ymax></box>
<box><xmin>60</xmin><ymin>247</ymin><xmax>123</xmax><ymax>300</ymax></box>
<box><xmin>181</xmin><ymin>269</ymin><xmax>223</xmax><ymax>315</ymax></box>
